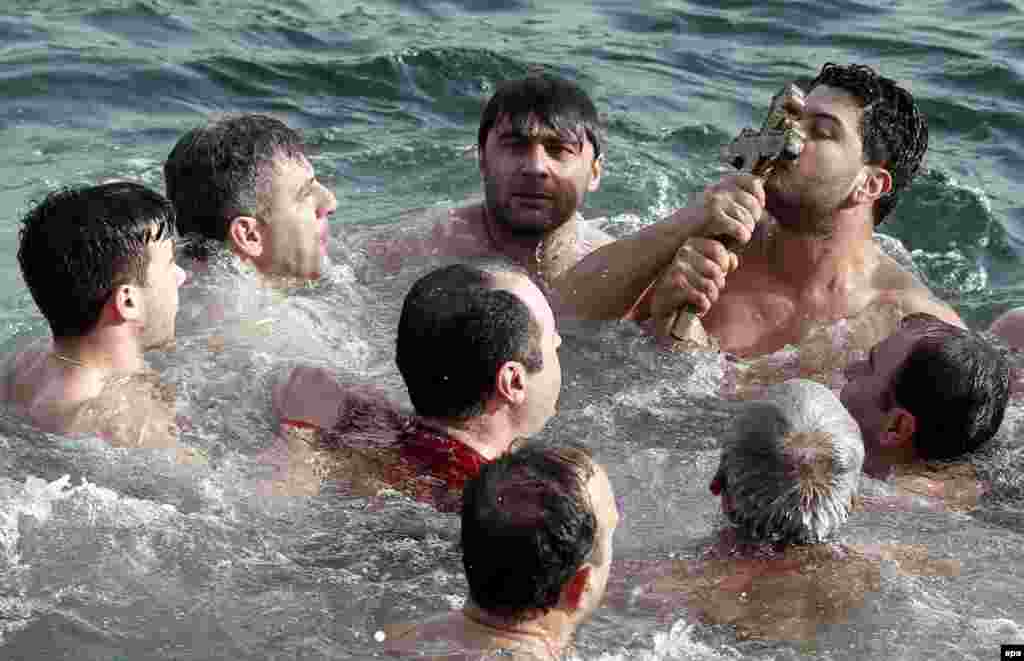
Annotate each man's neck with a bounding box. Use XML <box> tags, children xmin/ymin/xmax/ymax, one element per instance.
<box><xmin>53</xmin><ymin>331</ymin><xmax>145</xmax><ymax>375</ymax></box>
<box><xmin>480</xmin><ymin>205</ymin><xmax>580</xmax><ymax>284</ymax></box>
<box><xmin>864</xmin><ymin>441</ymin><xmax>919</xmax><ymax>480</ymax></box>
<box><xmin>221</xmin><ymin>245</ymin><xmax>311</xmax><ymax>289</ymax></box>
<box><xmin>419</xmin><ymin>415</ymin><xmax>515</xmax><ymax>461</ymax></box>
<box><xmin>461</xmin><ymin>603</ymin><xmax>570</xmax><ymax>660</ymax></box>
<box><xmin>762</xmin><ymin>211</ymin><xmax>876</xmax><ymax>293</ymax></box>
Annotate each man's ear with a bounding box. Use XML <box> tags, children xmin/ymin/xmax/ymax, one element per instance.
<box><xmin>854</xmin><ymin>165</ymin><xmax>892</xmax><ymax>203</ymax></box>
<box><xmin>709</xmin><ymin>466</ymin><xmax>725</xmax><ymax>495</ymax></box>
<box><xmin>111</xmin><ymin>283</ymin><xmax>142</xmax><ymax>322</ymax></box>
<box><xmin>587</xmin><ymin>155</ymin><xmax>603</xmax><ymax>192</ymax></box>
<box><xmin>495</xmin><ymin>361</ymin><xmax>528</xmax><ymax>406</ymax></box>
<box><xmin>879</xmin><ymin>407</ymin><xmax>916</xmax><ymax>449</ymax></box>
<box><xmin>228</xmin><ymin>216</ymin><xmax>266</xmax><ymax>259</ymax></box>
<box><xmin>562</xmin><ymin>564</ymin><xmax>592</xmax><ymax>611</ymax></box>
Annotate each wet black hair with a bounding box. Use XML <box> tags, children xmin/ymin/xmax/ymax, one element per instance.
<box><xmin>809</xmin><ymin>63</ymin><xmax>928</xmax><ymax>224</ymax></box>
<box><xmin>18</xmin><ymin>181</ymin><xmax>176</xmax><ymax>338</ymax></box>
<box><xmin>478</xmin><ymin>74</ymin><xmax>604</xmax><ymax>160</ymax></box>
<box><xmin>461</xmin><ymin>442</ymin><xmax>597</xmax><ymax>618</ymax></box>
<box><xmin>163</xmin><ymin>114</ymin><xmax>305</xmax><ymax>256</ymax></box>
<box><xmin>396</xmin><ymin>263</ymin><xmax>542</xmax><ymax>421</ymax></box>
<box><xmin>890</xmin><ymin>313</ymin><xmax>1010</xmax><ymax>459</ymax></box>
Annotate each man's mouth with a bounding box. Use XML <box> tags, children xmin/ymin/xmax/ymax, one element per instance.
<box><xmin>511</xmin><ymin>192</ymin><xmax>553</xmax><ymax>205</ymax></box>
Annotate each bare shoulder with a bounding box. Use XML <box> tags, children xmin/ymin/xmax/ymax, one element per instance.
<box><xmin>872</xmin><ymin>250</ymin><xmax>963</xmax><ymax>327</ymax></box>
<box><xmin>0</xmin><ymin>342</ymin><xmax>48</xmax><ymax>403</ymax></box>
<box><xmin>74</xmin><ymin>372</ymin><xmax>179</xmax><ymax>450</ymax></box>
<box><xmin>351</xmin><ymin>202</ymin><xmax>491</xmax><ymax>272</ymax></box>
<box><xmin>576</xmin><ymin>217</ymin><xmax>615</xmax><ymax>256</ymax></box>
<box><xmin>381</xmin><ymin>612</ymin><xmax>472</xmax><ymax>657</ymax></box>
<box><xmin>989</xmin><ymin>307</ymin><xmax>1024</xmax><ymax>349</ymax></box>
<box><xmin>0</xmin><ymin>341</ymin><xmax>68</xmax><ymax>420</ymax></box>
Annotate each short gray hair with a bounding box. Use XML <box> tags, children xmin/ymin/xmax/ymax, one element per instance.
<box><xmin>718</xmin><ymin>379</ymin><xmax>864</xmax><ymax>544</ymax></box>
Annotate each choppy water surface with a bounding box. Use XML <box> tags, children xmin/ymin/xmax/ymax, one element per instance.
<box><xmin>1</xmin><ymin>1</ymin><xmax>1024</xmax><ymax>659</ymax></box>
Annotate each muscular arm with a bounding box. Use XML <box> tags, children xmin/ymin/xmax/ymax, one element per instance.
<box><xmin>554</xmin><ymin>176</ymin><xmax>762</xmax><ymax>322</ymax></box>
<box><xmin>551</xmin><ymin>205</ymin><xmax>711</xmax><ymax>320</ymax></box>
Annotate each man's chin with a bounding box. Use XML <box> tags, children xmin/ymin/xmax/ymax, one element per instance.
<box><xmin>493</xmin><ymin>209</ymin><xmax>570</xmax><ymax>237</ymax></box>
<box><xmin>144</xmin><ymin>336</ymin><xmax>176</xmax><ymax>352</ymax></box>
<box><xmin>764</xmin><ymin>199</ymin><xmax>835</xmax><ymax>236</ymax></box>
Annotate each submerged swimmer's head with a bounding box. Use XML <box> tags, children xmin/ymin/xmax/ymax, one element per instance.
<box><xmin>841</xmin><ymin>313</ymin><xmax>1010</xmax><ymax>469</ymax></box>
<box><xmin>712</xmin><ymin>379</ymin><xmax>863</xmax><ymax>544</ymax></box>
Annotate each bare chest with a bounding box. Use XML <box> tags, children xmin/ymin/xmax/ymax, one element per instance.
<box><xmin>700</xmin><ymin>270</ymin><xmax>863</xmax><ymax>357</ymax></box>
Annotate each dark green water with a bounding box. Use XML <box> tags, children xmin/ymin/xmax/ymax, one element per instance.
<box><xmin>1</xmin><ymin>2</ymin><xmax>1024</xmax><ymax>659</ymax></box>
<box><xmin>3</xmin><ymin>0</ymin><xmax>1024</xmax><ymax>335</ymax></box>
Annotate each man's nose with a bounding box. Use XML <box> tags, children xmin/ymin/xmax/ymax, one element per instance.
<box><xmin>317</xmin><ymin>184</ymin><xmax>338</xmax><ymax>218</ymax></box>
<box><xmin>519</xmin><ymin>142</ymin><xmax>550</xmax><ymax>176</ymax></box>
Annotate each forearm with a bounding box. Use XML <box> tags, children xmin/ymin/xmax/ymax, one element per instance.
<box><xmin>552</xmin><ymin>205</ymin><xmax>705</xmax><ymax>320</ymax></box>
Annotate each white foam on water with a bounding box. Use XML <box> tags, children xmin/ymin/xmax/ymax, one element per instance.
<box><xmin>582</xmin><ymin>620</ymin><xmax>744</xmax><ymax>661</ymax></box>
<box><xmin>0</xmin><ymin>474</ymin><xmax>74</xmax><ymax>565</ymax></box>
<box><xmin>968</xmin><ymin>616</ymin><xmax>1024</xmax><ymax>643</ymax></box>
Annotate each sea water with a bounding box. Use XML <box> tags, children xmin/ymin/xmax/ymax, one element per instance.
<box><xmin>1</xmin><ymin>1</ymin><xmax>1023</xmax><ymax>659</ymax></box>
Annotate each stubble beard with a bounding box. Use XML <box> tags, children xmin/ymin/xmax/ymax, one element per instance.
<box><xmin>765</xmin><ymin>171</ymin><xmax>846</xmax><ymax>238</ymax></box>
<box><xmin>484</xmin><ymin>175</ymin><xmax>580</xmax><ymax>239</ymax></box>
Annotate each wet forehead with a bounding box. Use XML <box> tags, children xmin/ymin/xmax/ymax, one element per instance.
<box><xmin>491</xmin><ymin>113</ymin><xmax>588</xmax><ymax>147</ymax></box>
<box><xmin>268</xmin><ymin>152</ymin><xmax>314</xmax><ymax>195</ymax></box>
<box><xmin>805</xmin><ymin>85</ymin><xmax>864</xmax><ymax>134</ymax></box>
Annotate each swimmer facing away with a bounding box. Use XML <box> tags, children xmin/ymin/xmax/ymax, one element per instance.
<box><xmin>270</xmin><ymin>261</ymin><xmax>563</xmax><ymax>508</ymax></box>
<box><xmin>0</xmin><ymin>182</ymin><xmax>196</xmax><ymax>461</ymax></box>
<box><xmin>610</xmin><ymin>379</ymin><xmax>959</xmax><ymax>642</ymax></box>
<box><xmin>383</xmin><ymin>442</ymin><xmax>619</xmax><ymax>660</ymax></box>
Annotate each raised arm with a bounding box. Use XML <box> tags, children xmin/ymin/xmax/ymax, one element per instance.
<box><xmin>552</xmin><ymin>174</ymin><xmax>762</xmax><ymax>323</ymax></box>
<box><xmin>551</xmin><ymin>205</ymin><xmax>707</xmax><ymax>320</ymax></box>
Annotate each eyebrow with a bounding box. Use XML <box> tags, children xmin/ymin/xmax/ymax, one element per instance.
<box><xmin>808</xmin><ymin>111</ymin><xmax>844</xmax><ymax>129</ymax></box>
<box><xmin>497</xmin><ymin>125</ymin><xmax>582</xmax><ymax>146</ymax></box>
